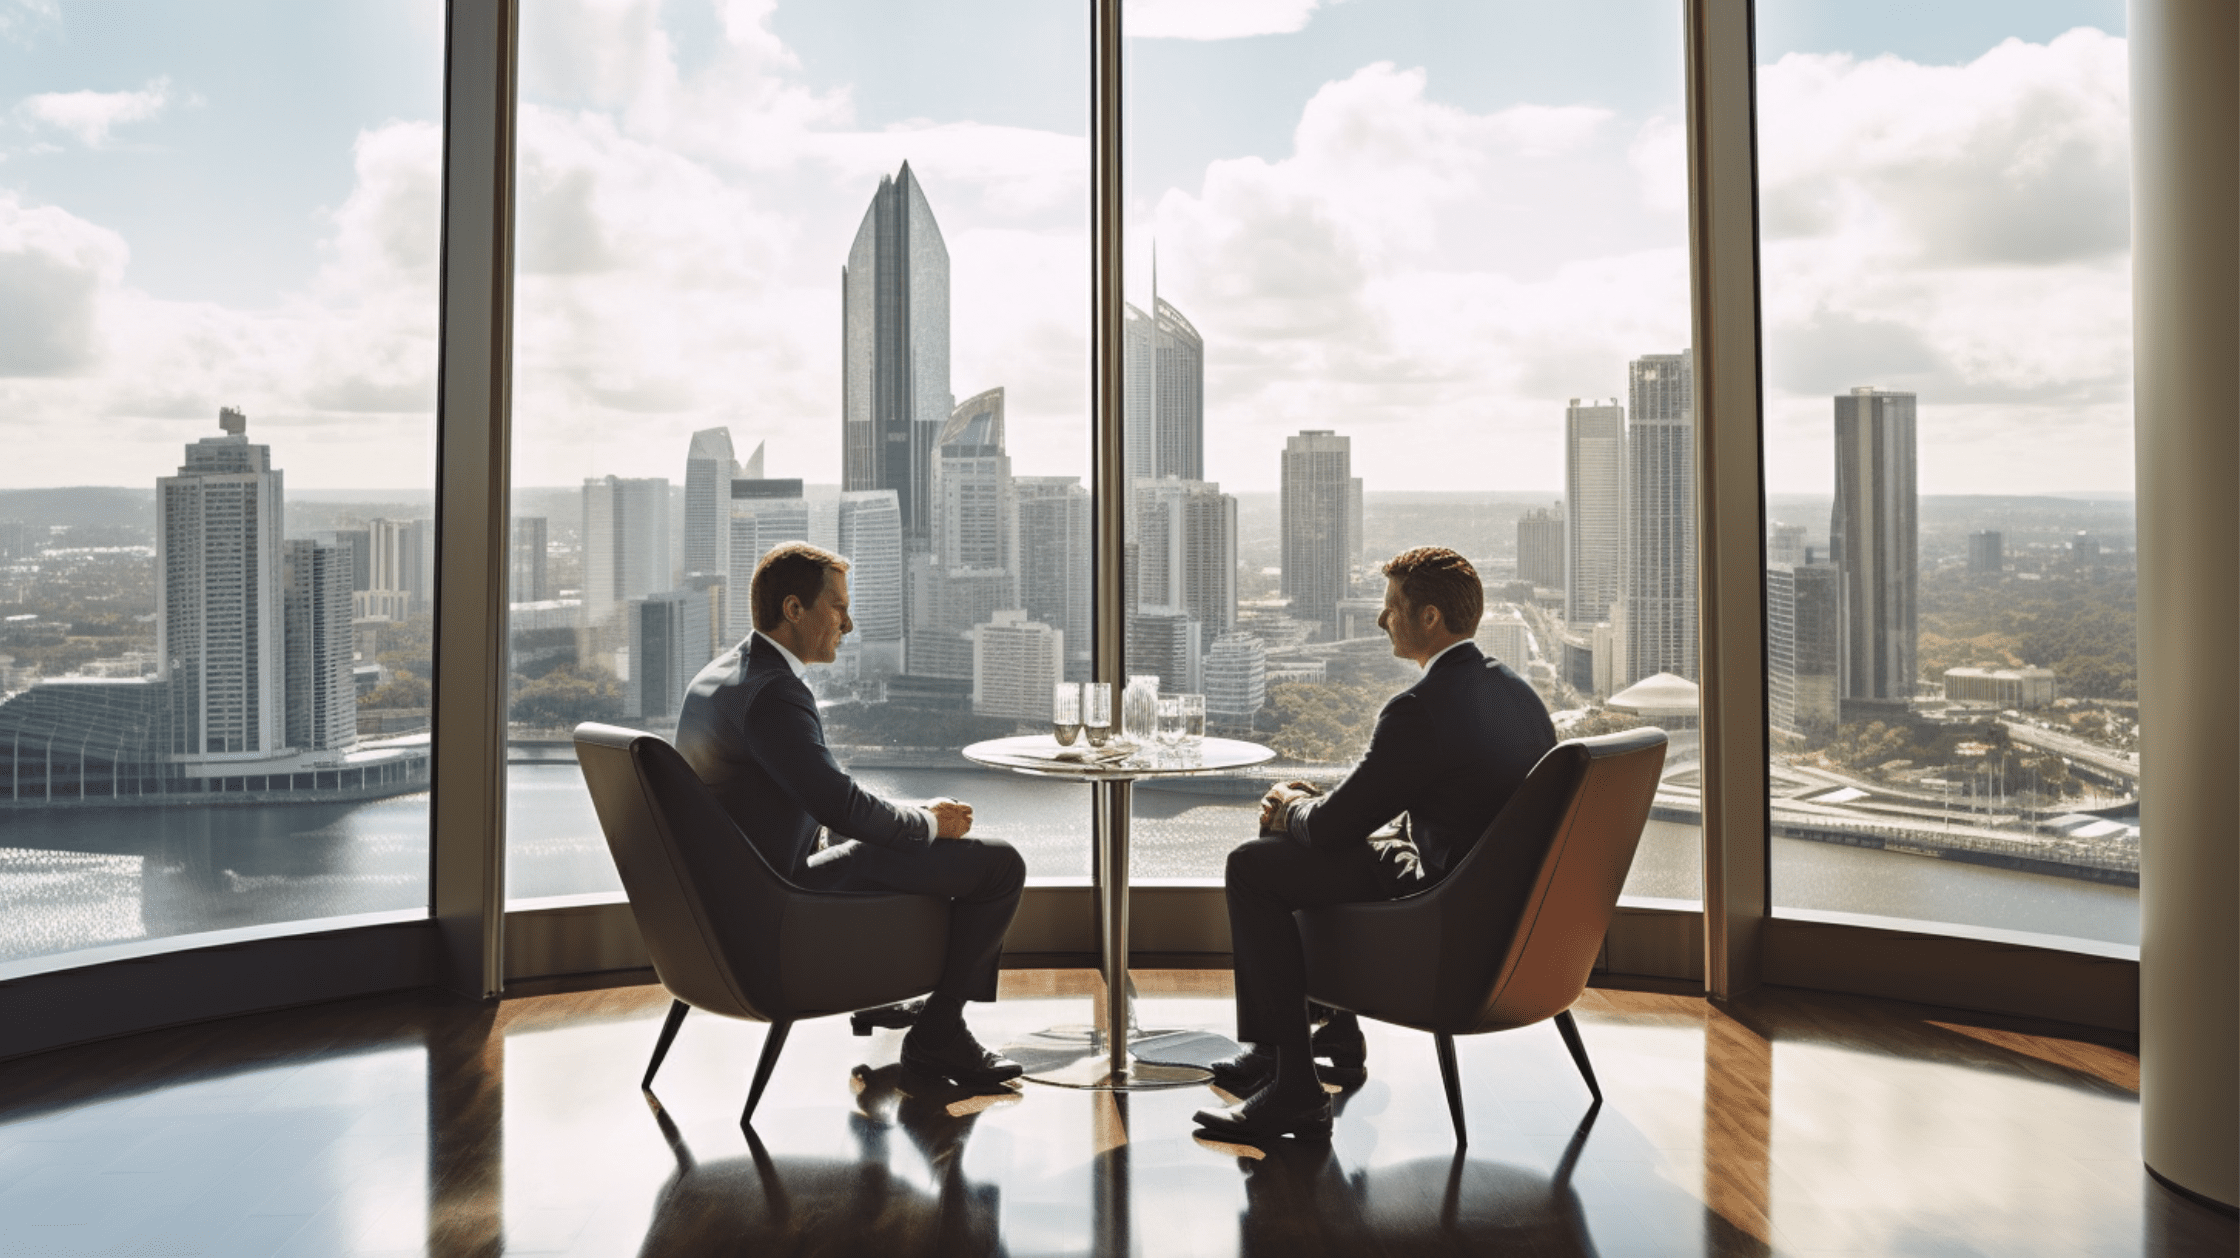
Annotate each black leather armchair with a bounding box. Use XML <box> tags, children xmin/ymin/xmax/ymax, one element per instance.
<box><xmin>573</xmin><ymin>722</ymin><xmax>952</xmax><ymax>1127</ymax></box>
<box><xmin>1299</xmin><ymin>726</ymin><xmax>1668</xmax><ymax>1145</ymax></box>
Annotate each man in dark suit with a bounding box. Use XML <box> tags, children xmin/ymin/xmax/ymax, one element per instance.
<box><xmin>675</xmin><ymin>542</ymin><xmax>1026</xmax><ymax>1087</ymax></box>
<box><xmin>1194</xmin><ymin>546</ymin><xmax>1556</xmax><ymax>1143</ymax></box>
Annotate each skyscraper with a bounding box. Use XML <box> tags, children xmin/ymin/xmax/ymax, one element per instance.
<box><xmin>1767</xmin><ymin>522</ymin><xmax>1808</xmax><ymax>567</ymax></box>
<box><xmin>725</xmin><ymin>477</ymin><xmax>808</xmax><ymax>640</ymax></box>
<box><xmin>283</xmin><ymin>538</ymin><xmax>357</xmax><ymax>753</ymax></box>
<box><xmin>1830</xmin><ymin>387</ymin><xmax>1917</xmax><ymax>706</ymax></box>
<box><xmin>971</xmin><ymin>609</ymin><xmax>1063</xmax><ymax>721</ymax></box>
<box><xmin>158</xmin><ymin>409</ymin><xmax>287</xmax><ymax>757</ymax></box>
<box><xmin>1281</xmin><ymin>430</ymin><xmax>1353</xmax><ymax>641</ymax></box>
<box><xmin>1622</xmin><ymin>352</ymin><xmax>1696</xmax><ymax>685</ymax></box>
<box><xmin>1967</xmin><ymin>529</ymin><xmax>2004</xmax><ymax>576</ymax></box>
<box><xmin>1204</xmin><ymin>632</ymin><xmax>1268</xmax><ymax>731</ymax></box>
<box><xmin>842</xmin><ymin>163</ymin><xmax>951</xmax><ymax>552</ymax></box>
<box><xmin>363</xmin><ymin>518</ymin><xmax>429</xmax><ymax>618</ymax></box>
<box><xmin>509</xmin><ymin>516</ymin><xmax>548</xmax><ymax>602</ymax></box>
<box><xmin>683</xmin><ymin>427</ymin><xmax>738</xmax><ymax>580</ymax></box>
<box><xmin>1134</xmin><ymin>477</ymin><xmax>1236</xmax><ymax>639</ymax></box>
<box><xmin>1013</xmin><ymin>477</ymin><xmax>1090</xmax><ymax>681</ymax></box>
<box><xmin>1767</xmin><ymin>562</ymin><xmax>1842</xmax><ymax>740</ymax></box>
<box><xmin>1564</xmin><ymin>398</ymin><xmax>1624</xmax><ymax>625</ymax></box>
<box><xmin>935</xmin><ymin>388</ymin><xmax>1012</xmax><ymax>572</ymax></box>
<box><xmin>1127</xmin><ymin>608</ymin><xmax>1202</xmax><ymax>694</ymax></box>
<box><xmin>1517</xmin><ymin>506</ymin><xmax>1564</xmax><ymax>589</ymax></box>
<box><xmin>1124</xmin><ymin>289</ymin><xmax>1205</xmax><ymax>484</ymax></box>
<box><xmin>625</xmin><ymin>588</ymin><xmax>710</xmax><ymax>721</ymax></box>
<box><xmin>837</xmin><ymin>489</ymin><xmax>906</xmax><ymax>674</ymax></box>
<box><xmin>582</xmin><ymin>476</ymin><xmax>671</xmax><ymax>631</ymax></box>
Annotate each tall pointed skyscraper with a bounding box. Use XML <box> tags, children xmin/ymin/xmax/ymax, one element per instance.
<box><xmin>1124</xmin><ymin>258</ymin><xmax>1206</xmax><ymax>484</ymax></box>
<box><xmin>842</xmin><ymin>162</ymin><xmax>952</xmax><ymax>554</ymax></box>
<box><xmin>683</xmin><ymin>427</ymin><xmax>737</xmax><ymax>580</ymax></box>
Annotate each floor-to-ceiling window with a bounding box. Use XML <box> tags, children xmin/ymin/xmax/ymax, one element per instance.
<box><xmin>1117</xmin><ymin>0</ymin><xmax>1701</xmax><ymax>895</ymax></box>
<box><xmin>1755</xmin><ymin>1</ymin><xmax>2139</xmax><ymax>948</ymax></box>
<box><xmin>0</xmin><ymin>0</ymin><xmax>441</xmax><ymax>973</ymax></box>
<box><xmin>502</xmin><ymin>0</ymin><xmax>1091</xmax><ymax>899</ymax></box>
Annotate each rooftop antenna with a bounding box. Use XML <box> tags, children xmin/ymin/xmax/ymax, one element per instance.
<box><xmin>218</xmin><ymin>406</ymin><xmax>246</xmax><ymax>436</ymax></box>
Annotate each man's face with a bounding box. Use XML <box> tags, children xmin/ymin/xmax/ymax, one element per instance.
<box><xmin>1376</xmin><ymin>576</ymin><xmax>1435</xmax><ymax>662</ymax></box>
<box><xmin>790</xmin><ymin>570</ymin><xmax>853</xmax><ymax>665</ymax></box>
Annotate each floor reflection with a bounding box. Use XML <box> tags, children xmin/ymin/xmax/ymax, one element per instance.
<box><xmin>638</xmin><ymin>1066</ymin><xmax>1014</xmax><ymax>1256</ymax></box>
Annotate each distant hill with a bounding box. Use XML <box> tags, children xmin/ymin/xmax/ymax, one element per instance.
<box><xmin>0</xmin><ymin>487</ymin><xmax>155</xmax><ymax>533</ymax></box>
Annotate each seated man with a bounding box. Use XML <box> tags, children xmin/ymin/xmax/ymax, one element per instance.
<box><xmin>1194</xmin><ymin>546</ymin><xmax>1556</xmax><ymax>1143</ymax></box>
<box><xmin>674</xmin><ymin>541</ymin><xmax>1026</xmax><ymax>1087</ymax></box>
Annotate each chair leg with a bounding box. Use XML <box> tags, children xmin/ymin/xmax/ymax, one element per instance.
<box><xmin>642</xmin><ymin>1000</ymin><xmax>689</xmax><ymax>1091</ymax></box>
<box><xmin>1554</xmin><ymin>1009</ymin><xmax>1603</xmax><ymax>1103</ymax></box>
<box><xmin>1434</xmin><ymin>1032</ymin><xmax>1467</xmax><ymax>1148</ymax></box>
<box><xmin>741</xmin><ymin>1020</ymin><xmax>793</xmax><ymax>1129</ymax></box>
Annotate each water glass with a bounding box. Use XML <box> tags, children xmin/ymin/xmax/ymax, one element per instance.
<box><xmin>1156</xmin><ymin>695</ymin><xmax>1186</xmax><ymax>761</ymax></box>
<box><xmin>1051</xmin><ymin>682</ymin><xmax>1081</xmax><ymax>746</ymax></box>
<box><xmin>1180</xmin><ymin>693</ymin><xmax>1206</xmax><ymax>748</ymax></box>
<box><xmin>1082</xmin><ymin>682</ymin><xmax>1113</xmax><ymax>747</ymax></box>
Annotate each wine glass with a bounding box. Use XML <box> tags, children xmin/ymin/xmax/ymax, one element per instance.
<box><xmin>1082</xmin><ymin>683</ymin><xmax>1113</xmax><ymax>748</ymax></box>
<box><xmin>1051</xmin><ymin>682</ymin><xmax>1081</xmax><ymax>746</ymax></box>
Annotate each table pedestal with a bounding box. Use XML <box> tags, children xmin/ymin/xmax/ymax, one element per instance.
<box><xmin>1005</xmin><ymin>778</ymin><xmax>1214</xmax><ymax>1091</ymax></box>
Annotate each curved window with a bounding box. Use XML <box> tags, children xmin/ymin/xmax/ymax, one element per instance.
<box><xmin>1755</xmin><ymin>3</ymin><xmax>2138</xmax><ymax>948</ymax></box>
<box><xmin>0</xmin><ymin>1</ymin><xmax>441</xmax><ymax>972</ymax></box>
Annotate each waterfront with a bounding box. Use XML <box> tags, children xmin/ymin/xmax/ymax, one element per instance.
<box><xmin>0</xmin><ymin>761</ymin><xmax>2142</xmax><ymax>969</ymax></box>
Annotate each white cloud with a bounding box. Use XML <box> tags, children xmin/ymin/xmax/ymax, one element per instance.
<box><xmin>0</xmin><ymin>1</ymin><xmax>58</xmax><ymax>47</ymax></box>
<box><xmin>18</xmin><ymin>77</ymin><xmax>172</xmax><ymax>147</ymax></box>
<box><xmin>1126</xmin><ymin>0</ymin><xmax>1324</xmax><ymax>41</ymax></box>
<box><xmin>0</xmin><ymin>191</ymin><xmax>125</xmax><ymax>375</ymax></box>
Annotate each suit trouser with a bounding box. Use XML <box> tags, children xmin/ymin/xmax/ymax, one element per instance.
<box><xmin>1225</xmin><ymin>833</ymin><xmax>1419</xmax><ymax>1052</ymax></box>
<box><xmin>805</xmin><ymin>835</ymin><xmax>1026</xmax><ymax>1003</ymax></box>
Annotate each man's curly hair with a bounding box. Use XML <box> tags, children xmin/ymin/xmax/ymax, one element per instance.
<box><xmin>1382</xmin><ymin>546</ymin><xmax>1484</xmax><ymax>636</ymax></box>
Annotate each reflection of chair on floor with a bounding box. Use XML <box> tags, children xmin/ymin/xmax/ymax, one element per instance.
<box><xmin>1300</xmin><ymin>727</ymin><xmax>1668</xmax><ymax>1144</ymax></box>
<box><xmin>1231</xmin><ymin>1089</ymin><xmax>1601</xmax><ymax>1254</ymax></box>
<box><xmin>574</xmin><ymin>723</ymin><xmax>950</xmax><ymax>1126</ymax></box>
<box><xmin>638</xmin><ymin>1065</ymin><xmax>1006</xmax><ymax>1255</ymax></box>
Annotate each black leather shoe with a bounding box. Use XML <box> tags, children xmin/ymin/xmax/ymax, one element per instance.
<box><xmin>1206</xmin><ymin>1047</ymin><xmax>1276</xmax><ymax>1098</ymax></box>
<box><xmin>1193</xmin><ymin>1085</ymin><xmax>1334</xmax><ymax>1144</ymax></box>
<box><xmin>1312</xmin><ymin>1023</ymin><xmax>1367</xmax><ymax>1089</ymax></box>
<box><xmin>900</xmin><ymin>1021</ymin><xmax>1024</xmax><ymax>1088</ymax></box>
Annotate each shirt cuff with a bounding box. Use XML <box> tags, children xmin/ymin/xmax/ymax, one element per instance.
<box><xmin>912</xmin><ymin>805</ymin><xmax>939</xmax><ymax>843</ymax></box>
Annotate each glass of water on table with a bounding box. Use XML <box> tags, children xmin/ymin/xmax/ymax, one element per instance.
<box><xmin>1155</xmin><ymin>695</ymin><xmax>1185</xmax><ymax>763</ymax></box>
<box><xmin>1180</xmin><ymin>693</ymin><xmax>1206</xmax><ymax>757</ymax></box>
<box><xmin>1052</xmin><ymin>682</ymin><xmax>1082</xmax><ymax>746</ymax></box>
<box><xmin>1082</xmin><ymin>683</ymin><xmax>1113</xmax><ymax>748</ymax></box>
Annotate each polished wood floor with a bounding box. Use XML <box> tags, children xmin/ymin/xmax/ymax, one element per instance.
<box><xmin>0</xmin><ymin>970</ymin><xmax>2229</xmax><ymax>1257</ymax></box>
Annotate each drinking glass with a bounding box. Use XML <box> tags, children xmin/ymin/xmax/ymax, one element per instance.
<box><xmin>1180</xmin><ymin>693</ymin><xmax>1206</xmax><ymax>749</ymax></box>
<box><xmin>1156</xmin><ymin>695</ymin><xmax>1185</xmax><ymax>762</ymax></box>
<box><xmin>1051</xmin><ymin>682</ymin><xmax>1081</xmax><ymax>746</ymax></box>
<box><xmin>1083</xmin><ymin>682</ymin><xmax>1113</xmax><ymax>748</ymax></box>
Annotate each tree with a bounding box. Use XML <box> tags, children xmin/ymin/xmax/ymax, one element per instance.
<box><xmin>509</xmin><ymin>667</ymin><xmax>620</xmax><ymax>728</ymax></box>
<box><xmin>1263</xmin><ymin>681</ymin><xmax>1386</xmax><ymax>764</ymax></box>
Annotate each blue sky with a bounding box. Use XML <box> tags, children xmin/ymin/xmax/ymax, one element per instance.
<box><xmin>0</xmin><ymin>0</ymin><xmax>2132</xmax><ymax>494</ymax></box>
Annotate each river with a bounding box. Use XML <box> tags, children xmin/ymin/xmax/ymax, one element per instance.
<box><xmin>0</xmin><ymin>762</ymin><xmax>2141</xmax><ymax>969</ymax></box>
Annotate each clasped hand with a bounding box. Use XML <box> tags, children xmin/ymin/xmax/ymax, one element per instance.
<box><xmin>1257</xmin><ymin>780</ymin><xmax>1320</xmax><ymax>833</ymax></box>
<box><xmin>927</xmin><ymin>797</ymin><xmax>975</xmax><ymax>839</ymax></box>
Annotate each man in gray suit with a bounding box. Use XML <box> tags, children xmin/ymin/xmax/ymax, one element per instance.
<box><xmin>674</xmin><ymin>542</ymin><xmax>1025</xmax><ymax>1087</ymax></box>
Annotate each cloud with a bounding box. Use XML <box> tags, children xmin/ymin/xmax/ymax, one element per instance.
<box><xmin>1126</xmin><ymin>0</ymin><xmax>1324</xmax><ymax>41</ymax></box>
<box><xmin>0</xmin><ymin>192</ymin><xmax>125</xmax><ymax>375</ymax></box>
<box><xmin>0</xmin><ymin>0</ymin><xmax>58</xmax><ymax>47</ymax></box>
<box><xmin>17</xmin><ymin>77</ymin><xmax>173</xmax><ymax>147</ymax></box>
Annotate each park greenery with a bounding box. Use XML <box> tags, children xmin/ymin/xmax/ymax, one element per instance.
<box><xmin>1918</xmin><ymin>565</ymin><xmax>2136</xmax><ymax>701</ymax></box>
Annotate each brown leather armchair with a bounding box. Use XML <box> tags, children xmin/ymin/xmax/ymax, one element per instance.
<box><xmin>1298</xmin><ymin>726</ymin><xmax>1668</xmax><ymax>1145</ymax></box>
<box><xmin>573</xmin><ymin>722</ymin><xmax>951</xmax><ymax>1127</ymax></box>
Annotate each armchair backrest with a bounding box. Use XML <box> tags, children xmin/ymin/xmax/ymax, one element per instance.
<box><xmin>574</xmin><ymin>722</ymin><xmax>793</xmax><ymax>1022</ymax></box>
<box><xmin>1425</xmin><ymin>726</ymin><xmax>1668</xmax><ymax>1032</ymax></box>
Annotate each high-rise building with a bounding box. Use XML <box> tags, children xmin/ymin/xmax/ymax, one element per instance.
<box><xmin>1135</xmin><ymin>477</ymin><xmax>1236</xmax><ymax>639</ymax></box>
<box><xmin>1281</xmin><ymin>430</ymin><xmax>1353</xmax><ymax>641</ymax></box>
<box><xmin>365</xmin><ymin>518</ymin><xmax>431</xmax><ymax>616</ymax></box>
<box><xmin>1622</xmin><ymin>352</ymin><xmax>1696</xmax><ymax>685</ymax></box>
<box><xmin>842</xmin><ymin>162</ymin><xmax>951</xmax><ymax>553</ymax></box>
<box><xmin>1967</xmin><ymin>529</ymin><xmax>2004</xmax><ymax>576</ymax></box>
<box><xmin>2071</xmin><ymin>531</ymin><xmax>2100</xmax><ymax>565</ymax></box>
<box><xmin>1204</xmin><ymin>632</ymin><xmax>1267</xmax><ymax>730</ymax></box>
<box><xmin>1830</xmin><ymin>387</ymin><xmax>1917</xmax><ymax>706</ymax></box>
<box><xmin>1517</xmin><ymin>506</ymin><xmax>1564</xmax><ymax>589</ymax></box>
<box><xmin>935</xmin><ymin>388</ymin><xmax>1011</xmax><ymax>572</ymax></box>
<box><xmin>159</xmin><ymin>409</ymin><xmax>288</xmax><ymax>758</ymax></box>
<box><xmin>283</xmin><ymin>539</ymin><xmax>356</xmax><ymax>753</ymax></box>
<box><xmin>683</xmin><ymin>427</ymin><xmax>737</xmax><ymax>580</ymax></box>
<box><xmin>1477</xmin><ymin>612</ymin><xmax>1530</xmax><ymax>667</ymax></box>
<box><xmin>971</xmin><ymin>610</ymin><xmax>1062</xmax><ymax>721</ymax></box>
<box><xmin>582</xmin><ymin>476</ymin><xmax>671</xmax><ymax>630</ymax></box>
<box><xmin>1013</xmin><ymin>477</ymin><xmax>1091</xmax><ymax>681</ymax></box>
<box><xmin>1767</xmin><ymin>562</ymin><xmax>1842</xmax><ymax>740</ymax></box>
<box><xmin>910</xmin><ymin>560</ymin><xmax>1014</xmax><ymax>679</ymax></box>
<box><xmin>625</xmin><ymin>588</ymin><xmax>710</xmax><ymax>721</ymax></box>
<box><xmin>1348</xmin><ymin>478</ymin><xmax>1364</xmax><ymax>564</ymax></box>
<box><xmin>1768</xmin><ymin>522</ymin><xmax>1808</xmax><ymax>567</ymax></box>
<box><xmin>509</xmin><ymin>517</ymin><xmax>548</xmax><ymax>603</ymax></box>
<box><xmin>1124</xmin><ymin>291</ymin><xmax>1205</xmax><ymax>484</ymax></box>
<box><xmin>318</xmin><ymin>528</ymin><xmax>372</xmax><ymax>593</ymax></box>
<box><xmin>837</xmin><ymin>490</ymin><xmax>905</xmax><ymax>674</ymax></box>
<box><xmin>725</xmin><ymin>478</ymin><xmax>808</xmax><ymax>640</ymax></box>
<box><xmin>1565</xmin><ymin>398</ymin><xmax>1625</xmax><ymax>626</ymax></box>
<box><xmin>1127</xmin><ymin>608</ymin><xmax>1202</xmax><ymax>694</ymax></box>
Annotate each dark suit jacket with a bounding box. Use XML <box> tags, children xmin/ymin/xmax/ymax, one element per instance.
<box><xmin>1286</xmin><ymin>641</ymin><xmax>1556</xmax><ymax>881</ymax></box>
<box><xmin>674</xmin><ymin>635</ymin><xmax>930</xmax><ymax>881</ymax></box>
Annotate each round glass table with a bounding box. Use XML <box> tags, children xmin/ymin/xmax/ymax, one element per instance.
<box><xmin>961</xmin><ymin>734</ymin><xmax>1275</xmax><ymax>1090</ymax></box>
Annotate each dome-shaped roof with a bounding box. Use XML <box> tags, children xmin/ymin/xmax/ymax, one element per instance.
<box><xmin>1607</xmin><ymin>671</ymin><xmax>1699</xmax><ymax>716</ymax></box>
